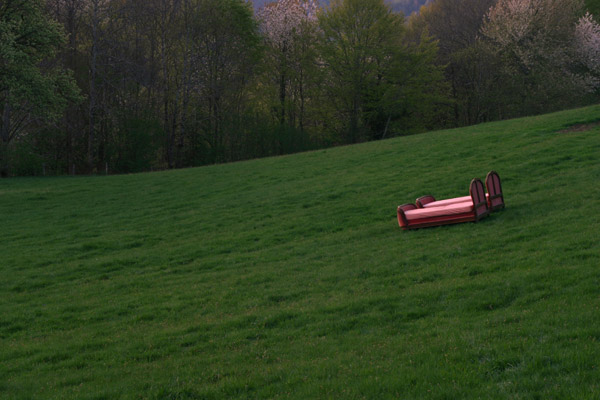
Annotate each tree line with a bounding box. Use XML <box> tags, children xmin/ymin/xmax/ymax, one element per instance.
<box><xmin>1</xmin><ymin>0</ymin><xmax>599</xmax><ymax>177</ymax></box>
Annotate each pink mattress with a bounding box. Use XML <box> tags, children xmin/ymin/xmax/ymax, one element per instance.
<box><xmin>423</xmin><ymin>193</ymin><xmax>489</xmax><ymax>208</ymax></box>
<box><xmin>405</xmin><ymin>201</ymin><xmax>474</xmax><ymax>221</ymax></box>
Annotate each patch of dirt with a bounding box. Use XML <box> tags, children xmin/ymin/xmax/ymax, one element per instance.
<box><xmin>558</xmin><ymin>121</ymin><xmax>600</xmax><ymax>133</ymax></box>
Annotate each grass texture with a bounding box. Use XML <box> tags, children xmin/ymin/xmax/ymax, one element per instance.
<box><xmin>2</xmin><ymin>105</ymin><xmax>600</xmax><ymax>399</ymax></box>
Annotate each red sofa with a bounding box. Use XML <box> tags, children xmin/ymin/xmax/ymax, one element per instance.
<box><xmin>397</xmin><ymin>178</ymin><xmax>490</xmax><ymax>230</ymax></box>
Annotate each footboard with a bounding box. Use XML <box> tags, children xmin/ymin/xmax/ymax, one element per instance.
<box><xmin>470</xmin><ymin>178</ymin><xmax>490</xmax><ymax>220</ymax></box>
<box><xmin>485</xmin><ymin>171</ymin><xmax>505</xmax><ymax>211</ymax></box>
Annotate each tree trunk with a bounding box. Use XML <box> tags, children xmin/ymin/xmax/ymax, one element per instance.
<box><xmin>279</xmin><ymin>45</ymin><xmax>287</xmax><ymax>128</ymax></box>
<box><xmin>177</xmin><ymin>0</ymin><xmax>191</xmax><ymax>168</ymax></box>
<box><xmin>88</xmin><ymin>0</ymin><xmax>99</xmax><ymax>174</ymax></box>
<box><xmin>1</xmin><ymin>102</ymin><xmax>11</xmax><ymax>177</ymax></box>
<box><xmin>350</xmin><ymin>93</ymin><xmax>359</xmax><ymax>143</ymax></box>
<box><xmin>0</xmin><ymin>141</ymin><xmax>8</xmax><ymax>178</ymax></box>
<box><xmin>299</xmin><ymin>67</ymin><xmax>305</xmax><ymax>134</ymax></box>
<box><xmin>160</xmin><ymin>5</ymin><xmax>174</xmax><ymax>169</ymax></box>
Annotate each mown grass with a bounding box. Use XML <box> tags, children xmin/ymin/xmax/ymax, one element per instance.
<box><xmin>1</xmin><ymin>105</ymin><xmax>600</xmax><ymax>399</ymax></box>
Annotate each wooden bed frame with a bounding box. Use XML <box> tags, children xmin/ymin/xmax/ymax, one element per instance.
<box><xmin>415</xmin><ymin>171</ymin><xmax>505</xmax><ymax>211</ymax></box>
<box><xmin>484</xmin><ymin>171</ymin><xmax>505</xmax><ymax>211</ymax></box>
<box><xmin>397</xmin><ymin>178</ymin><xmax>490</xmax><ymax>230</ymax></box>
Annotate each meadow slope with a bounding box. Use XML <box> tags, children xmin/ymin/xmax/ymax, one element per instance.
<box><xmin>1</xmin><ymin>105</ymin><xmax>600</xmax><ymax>399</ymax></box>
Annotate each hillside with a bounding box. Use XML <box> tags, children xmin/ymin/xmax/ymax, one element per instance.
<box><xmin>2</xmin><ymin>105</ymin><xmax>600</xmax><ymax>399</ymax></box>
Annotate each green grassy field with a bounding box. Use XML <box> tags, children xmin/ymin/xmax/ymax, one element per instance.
<box><xmin>2</xmin><ymin>105</ymin><xmax>600</xmax><ymax>399</ymax></box>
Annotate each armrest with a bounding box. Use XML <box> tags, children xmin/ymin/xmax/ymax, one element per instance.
<box><xmin>397</xmin><ymin>203</ymin><xmax>417</xmax><ymax>228</ymax></box>
<box><xmin>416</xmin><ymin>195</ymin><xmax>436</xmax><ymax>208</ymax></box>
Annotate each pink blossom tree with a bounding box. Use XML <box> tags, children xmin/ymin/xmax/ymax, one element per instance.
<box><xmin>480</xmin><ymin>0</ymin><xmax>599</xmax><ymax>114</ymax></box>
<box><xmin>259</xmin><ymin>0</ymin><xmax>318</xmax><ymax>46</ymax></box>
<box><xmin>481</xmin><ymin>0</ymin><xmax>583</xmax><ymax>72</ymax></box>
<box><xmin>575</xmin><ymin>12</ymin><xmax>600</xmax><ymax>90</ymax></box>
<box><xmin>258</xmin><ymin>0</ymin><xmax>319</xmax><ymax>132</ymax></box>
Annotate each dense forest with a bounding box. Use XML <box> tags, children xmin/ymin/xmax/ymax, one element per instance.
<box><xmin>1</xmin><ymin>0</ymin><xmax>599</xmax><ymax>177</ymax></box>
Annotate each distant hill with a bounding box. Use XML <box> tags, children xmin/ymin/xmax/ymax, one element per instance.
<box><xmin>251</xmin><ymin>0</ymin><xmax>431</xmax><ymax>16</ymax></box>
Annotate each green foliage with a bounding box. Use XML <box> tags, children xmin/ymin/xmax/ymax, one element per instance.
<box><xmin>409</xmin><ymin>0</ymin><xmax>497</xmax><ymax>126</ymax></box>
<box><xmin>4</xmin><ymin>0</ymin><xmax>600</xmax><ymax>176</ymax></box>
<box><xmin>318</xmin><ymin>0</ymin><xmax>404</xmax><ymax>142</ymax></box>
<box><xmin>0</xmin><ymin>0</ymin><xmax>79</xmax><ymax>119</ymax></box>
<box><xmin>6</xmin><ymin>138</ymin><xmax>45</xmax><ymax>176</ymax></box>
<box><xmin>0</xmin><ymin>0</ymin><xmax>80</xmax><ymax>176</ymax></box>
<box><xmin>109</xmin><ymin>117</ymin><xmax>163</xmax><ymax>174</ymax></box>
<box><xmin>190</xmin><ymin>0</ymin><xmax>262</xmax><ymax>163</ymax></box>
<box><xmin>480</xmin><ymin>0</ymin><xmax>589</xmax><ymax>118</ymax></box>
<box><xmin>586</xmin><ymin>0</ymin><xmax>600</xmax><ymax>15</ymax></box>
<box><xmin>318</xmin><ymin>0</ymin><xmax>448</xmax><ymax>143</ymax></box>
<box><xmin>412</xmin><ymin>0</ymin><xmax>600</xmax><ymax>126</ymax></box>
<box><xmin>256</xmin><ymin>0</ymin><xmax>320</xmax><ymax>133</ymax></box>
<box><xmin>2</xmin><ymin>105</ymin><xmax>600</xmax><ymax>398</ymax></box>
<box><xmin>373</xmin><ymin>31</ymin><xmax>451</xmax><ymax>136</ymax></box>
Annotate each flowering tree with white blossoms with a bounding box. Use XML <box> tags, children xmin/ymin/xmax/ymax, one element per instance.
<box><xmin>574</xmin><ymin>12</ymin><xmax>600</xmax><ymax>89</ymax></box>
<box><xmin>258</xmin><ymin>0</ymin><xmax>320</xmax><ymax>131</ymax></box>
<box><xmin>259</xmin><ymin>0</ymin><xmax>319</xmax><ymax>46</ymax></box>
<box><xmin>481</xmin><ymin>0</ymin><xmax>583</xmax><ymax>72</ymax></box>
<box><xmin>480</xmin><ymin>0</ymin><xmax>600</xmax><ymax>115</ymax></box>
